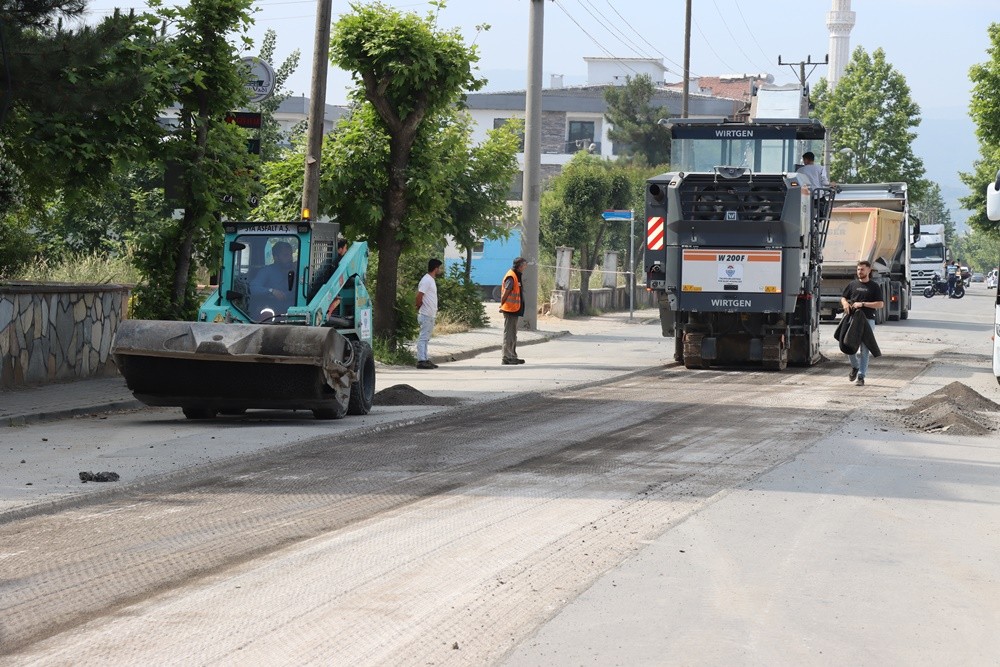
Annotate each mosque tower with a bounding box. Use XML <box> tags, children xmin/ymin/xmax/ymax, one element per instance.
<box><xmin>826</xmin><ymin>0</ymin><xmax>856</xmax><ymax>87</ymax></box>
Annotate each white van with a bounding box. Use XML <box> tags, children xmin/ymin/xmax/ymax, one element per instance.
<box><xmin>986</xmin><ymin>268</ymin><xmax>998</xmax><ymax>290</ymax></box>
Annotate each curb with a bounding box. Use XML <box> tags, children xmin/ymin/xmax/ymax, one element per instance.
<box><xmin>430</xmin><ymin>330</ymin><xmax>571</xmax><ymax>364</ymax></box>
<box><xmin>3</xmin><ymin>400</ymin><xmax>145</xmax><ymax>428</ymax></box>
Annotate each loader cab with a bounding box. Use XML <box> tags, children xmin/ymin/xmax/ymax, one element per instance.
<box><xmin>219</xmin><ymin>222</ymin><xmax>307</xmax><ymax>323</ymax></box>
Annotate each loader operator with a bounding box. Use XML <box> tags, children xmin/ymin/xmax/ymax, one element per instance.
<box><xmin>250</xmin><ymin>241</ymin><xmax>297</xmax><ymax>318</ymax></box>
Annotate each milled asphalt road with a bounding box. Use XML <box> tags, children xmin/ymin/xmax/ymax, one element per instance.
<box><xmin>2</xmin><ymin>291</ymin><xmax>1000</xmax><ymax>663</ymax></box>
<box><xmin>504</xmin><ymin>291</ymin><xmax>1000</xmax><ymax>665</ymax></box>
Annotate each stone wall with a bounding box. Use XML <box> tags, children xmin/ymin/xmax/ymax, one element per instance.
<box><xmin>1</xmin><ymin>282</ymin><xmax>131</xmax><ymax>390</ymax></box>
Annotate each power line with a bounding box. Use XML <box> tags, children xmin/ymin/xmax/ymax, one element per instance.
<box><xmin>711</xmin><ymin>0</ymin><xmax>771</xmax><ymax>73</ymax></box>
<box><xmin>692</xmin><ymin>18</ymin><xmax>738</xmax><ymax>74</ymax></box>
<box><xmin>552</xmin><ymin>0</ymin><xmax>644</xmax><ymax>80</ymax></box>
<box><xmin>601</xmin><ymin>0</ymin><xmax>696</xmax><ymax>79</ymax></box>
<box><xmin>731</xmin><ymin>0</ymin><xmax>774</xmax><ymax>70</ymax></box>
<box><xmin>574</xmin><ymin>0</ymin><xmax>651</xmax><ymax>61</ymax></box>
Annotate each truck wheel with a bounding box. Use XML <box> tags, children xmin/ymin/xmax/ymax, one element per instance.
<box><xmin>182</xmin><ymin>407</ymin><xmax>217</xmax><ymax>420</ymax></box>
<box><xmin>348</xmin><ymin>340</ymin><xmax>376</xmax><ymax>415</ymax></box>
<box><xmin>901</xmin><ymin>308</ymin><xmax>909</xmax><ymax>320</ymax></box>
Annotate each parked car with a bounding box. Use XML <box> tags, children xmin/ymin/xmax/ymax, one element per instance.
<box><xmin>971</xmin><ymin>272</ymin><xmax>985</xmax><ymax>283</ymax></box>
<box><xmin>986</xmin><ymin>269</ymin><xmax>999</xmax><ymax>290</ymax></box>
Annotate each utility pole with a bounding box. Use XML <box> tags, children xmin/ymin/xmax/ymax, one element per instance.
<box><xmin>777</xmin><ymin>54</ymin><xmax>828</xmax><ymax>90</ymax></box>
<box><xmin>520</xmin><ymin>0</ymin><xmax>545</xmax><ymax>330</ymax></box>
<box><xmin>778</xmin><ymin>54</ymin><xmax>830</xmax><ymax>166</ymax></box>
<box><xmin>301</xmin><ymin>0</ymin><xmax>333</xmax><ymax>220</ymax></box>
<box><xmin>682</xmin><ymin>0</ymin><xmax>691</xmax><ymax>118</ymax></box>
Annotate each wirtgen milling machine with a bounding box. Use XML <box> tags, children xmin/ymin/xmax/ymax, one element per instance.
<box><xmin>645</xmin><ymin>118</ymin><xmax>836</xmax><ymax>370</ymax></box>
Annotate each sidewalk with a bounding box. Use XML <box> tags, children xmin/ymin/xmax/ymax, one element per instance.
<box><xmin>0</xmin><ymin>311</ymin><xmax>638</xmax><ymax>427</ymax></box>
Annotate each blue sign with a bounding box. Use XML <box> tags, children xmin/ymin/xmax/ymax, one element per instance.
<box><xmin>602</xmin><ymin>210</ymin><xmax>633</xmax><ymax>221</ymax></box>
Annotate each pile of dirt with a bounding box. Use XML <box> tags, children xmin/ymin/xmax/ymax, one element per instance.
<box><xmin>372</xmin><ymin>384</ymin><xmax>462</xmax><ymax>407</ymax></box>
<box><xmin>892</xmin><ymin>381</ymin><xmax>1000</xmax><ymax>436</ymax></box>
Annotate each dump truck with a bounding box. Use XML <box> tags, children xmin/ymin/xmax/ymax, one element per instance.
<box><xmin>112</xmin><ymin>220</ymin><xmax>375</xmax><ymax>420</ymax></box>
<box><xmin>819</xmin><ymin>182</ymin><xmax>917</xmax><ymax>323</ymax></box>
<box><xmin>645</xmin><ymin>117</ymin><xmax>836</xmax><ymax>369</ymax></box>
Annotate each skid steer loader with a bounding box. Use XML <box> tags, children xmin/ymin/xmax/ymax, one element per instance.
<box><xmin>112</xmin><ymin>220</ymin><xmax>376</xmax><ymax>420</ymax></box>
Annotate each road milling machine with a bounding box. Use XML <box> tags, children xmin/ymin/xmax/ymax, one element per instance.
<box><xmin>645</xmin><ymin>117</ymin><xmax>836</xmax><ymax>370</ymax></box>
<box><xmin>112</xmin><ymin>220</ymin><xmax>376</xmax><ymax>420</ymax></box>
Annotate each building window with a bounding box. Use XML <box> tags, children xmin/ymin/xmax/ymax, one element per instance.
<box><xmin>567</xmin><ymin>120</ymin><xmax>596</xmax><ymax>153</ymax></box>
<box><xmin>507</xmin><ymin>171</ymin><xmax>524</xmax><ymax>199</ymax></box>
<box><xmin>493</xmin><ymin>117</ymin><xmax>525</xmax><ymax>151</ymax></box>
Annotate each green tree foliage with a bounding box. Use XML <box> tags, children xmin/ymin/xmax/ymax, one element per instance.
<box><xmin>541</xmin><ymin>152</ymin><xmax>634</xmax><ymax>313</ymax></box>
<box><xmin>812</xmin><ymin>47</ymin><xmax>926</xmax><ymax>198</ymax></box>
<box><xmin>951</xmin><ymin>229</ymin><xmax>1000</xmax><ymax>273</ymax></box>
<box><xmin>328</xmin><ymin>1</ymin><xmax>487</xmax><ymax>343</ymax></box>
<box><xmin>603</xmin><ymin>74</ymin><xmax>671</xmax><ymax>166</ymax></box>
<box><xmin>959</xmin><ymin>23</ymin><xmax>1000</xmax><ymax>237</ymax></box>
<box><xmin>0</xmin><ymin>0</ymin><xmax>169</xmax><ymax>200</ymax></box>
<box><xmin>131</xmin><ymin>0</ymin><xmax>259</xmax><ymax>319</ymax></box>
<box><xmin>252</xmin><ymin>29</ymin><xmax>301</xmax><ymax>163</ymax></box>
<box><xmin>911</xmin><ymin>182</ymin><xmax>955</xmax><ymax>240</ymax></box>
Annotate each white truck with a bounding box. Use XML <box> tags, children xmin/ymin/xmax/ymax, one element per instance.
<box><xmin>986</xmin><ymin>171</ymin><xmax>1000</xmax><ymax>386</ymax></box>
<box><xmin>910</xmin><ymin>222</ymin><xmax>947</xmax><ymax>292</ymax></box>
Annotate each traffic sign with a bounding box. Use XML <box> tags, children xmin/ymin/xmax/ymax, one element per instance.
<box><xmin>602</xmin><ymin>210</ymin><xmax>633</xmax><ymax>221</ymax></box>
<box><xmin>241</xmin><ymin>57</ymin><xmax>276</xmax><ymax>104</ymax></box>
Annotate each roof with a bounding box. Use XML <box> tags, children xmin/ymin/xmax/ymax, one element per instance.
<box><xmin>464</xmin><ymin>84</ymin><xmax>740</xmax><ymax>118</ymax></box>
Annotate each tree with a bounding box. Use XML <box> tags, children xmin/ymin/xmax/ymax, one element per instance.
<box><xmin>911</xmin><ymin>182</ymin><xmax>955</xmax><ymax>240</ymax></box>
<box><xmin>812</xmin><ymin>47</ymin><xmax>926</xmax><ymax>199</ymax></box>
<box><xmin>253</xmin><ymin>29</ymin><xmax>301</xmax><ymax>164</ymax></box>
<box><xmin>329</xmin><ymin>1</ymin><xmax>485</xmax><ymax>342</ymax></box>
<box><xmin>603</xmin><ymin>74</ymin><xmax>672</xmax><ymax>166</ymax></box>
<box><xmin>959</xmin><ymin>23</ymin><xmax>1000</xmax><ymax>237</ymax></box>
<box><xmin>0</xmin><ymin>0</ymin><xmax>170</xmax><ymax>202</ymax></box>
<box><xmin>951</xmin><ymin>228</ymin><xmax>1000</xmax><ymax>273</ymax></box>
<box><xmin>540</xmin><ymin>153</ymin><xmax>634</xmax><ymax>314</ymax></box>
<box><xmin>131</xmin><ymin>0</ymin><xmax>260</xmax><ymax>319</ymax></box>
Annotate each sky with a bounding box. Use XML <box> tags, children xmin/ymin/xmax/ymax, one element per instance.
<box><xmin>82</xmin><ymin>0</ymin><xmax>1000</xmax><ymax>222</ymax></box>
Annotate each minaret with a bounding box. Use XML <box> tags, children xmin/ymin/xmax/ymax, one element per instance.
<box><xmin>826</xmin><ymin>0</ymin><xmax>856</xmax><ymax>87</ymax></box>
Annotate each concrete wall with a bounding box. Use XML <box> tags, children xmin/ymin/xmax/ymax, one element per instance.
<box><xmin>1</xmin><ymin>283</ymin><xmax>131</xmax><ymax>390</ymax></box>
<box><xmin>549</xmin><ymin>286</ymin><xmax>657</xmax><ymax>318</ymax></box>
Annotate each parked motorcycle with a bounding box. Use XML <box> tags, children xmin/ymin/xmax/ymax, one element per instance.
<box><xmin>923</xmin><ymin>272</ymin><xmax>965</xmax><ymax>299</ymax></box>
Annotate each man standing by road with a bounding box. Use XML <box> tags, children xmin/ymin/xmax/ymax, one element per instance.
<box><xmin>500</xmin><ymin>257</ymin><xmax>528</xmax><ymax>365</ymax></box>
<box><xmin>840</xmin><ymin>260</ymin><xmax>884</xmax><ymax>387</ymax></box>
<box><xmin>415</xmin><ymin>259</ymin><xmax>443</xmax><ymax>370</ymax></box>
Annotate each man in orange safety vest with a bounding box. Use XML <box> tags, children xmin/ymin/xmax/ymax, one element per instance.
<box><xmin>499</xmin><ymin>257</ymin><xmax>528</xmax><ymax>365</ymax></box>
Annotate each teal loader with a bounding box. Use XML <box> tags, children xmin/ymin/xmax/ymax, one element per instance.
<box><xmin>112</xmin><ymin>220</ymin><xmax>375</xmax><ymax>420</ymax></box>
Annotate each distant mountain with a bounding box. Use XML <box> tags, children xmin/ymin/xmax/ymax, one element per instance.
<box><xmin>915</xmin><ymin>116</ymin><xmax>978</xmax><ymax>231</ymax></box>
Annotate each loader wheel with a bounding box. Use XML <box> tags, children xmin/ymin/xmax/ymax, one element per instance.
<box><xmin>348</xmin><ymin>341</ymin><xmax>376</xmax><ymax>415</ymax></box>
<box><xmin>182</xmin><ymin>407</ymin><xmax>217</xmax><ymax>420</ymax></box>
<box><xmin>313</xmin><ymin>397</ymin><xmax>348</xmax><ymax>420</ymax></box>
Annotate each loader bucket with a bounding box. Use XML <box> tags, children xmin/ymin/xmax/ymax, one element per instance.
<box><xmin>112</xmin><ymin>320</ymin><xmax>355</xmax><ymax>417</ymax></box>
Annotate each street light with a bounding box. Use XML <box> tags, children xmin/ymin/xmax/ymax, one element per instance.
<box><xmin>838</xmin><ymin>147</ymin><xmax>856</xmax><ymax>180</ymax></box>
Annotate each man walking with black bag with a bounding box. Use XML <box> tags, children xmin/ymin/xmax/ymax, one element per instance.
<box><xmin>839</xmin><ymin>260</ymin><xmax>884</xmax><ymax>386</ymax></box>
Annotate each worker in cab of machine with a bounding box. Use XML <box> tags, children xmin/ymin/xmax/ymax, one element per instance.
<box><xmin>798</xmin><ymin>151</ymin><xmax>831</xmax><ymax>190</ymax></box>
<box><xmin>250</xmin><ymin>241</ymin><xmax>297</xmax><ymax>317</ymax></box>
<box><xmin>839</xmin><ymin>260</ymin><xmax>884</xmax><ymax>387</ymax></box>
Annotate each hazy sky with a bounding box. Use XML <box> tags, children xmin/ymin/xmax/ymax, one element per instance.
<box><xmin>83</xmin><ymin>0</ymin><xmax>1000</xmax><ymax>219</ymax></box>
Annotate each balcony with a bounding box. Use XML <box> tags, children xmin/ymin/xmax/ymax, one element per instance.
<box><xmin>564</xmin><ymin>140</ymin><xmax>601</xmax><ymax>154</ymax></box>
